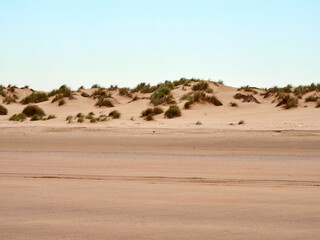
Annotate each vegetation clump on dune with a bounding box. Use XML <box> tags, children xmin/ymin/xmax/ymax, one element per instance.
<box><xmin>20</xmin><ymin>93</ymin><xmax>48</xmax><ymax>104</ymax></box>
<box><xmin>118</xmin><ymin>88</ymin><xmax>132</xmax><ymax>98</ymax></box>
<box><xmin>192</xmin><ymin>82</ymin><xmax>211</xmax><ymax>92</ymax></box>
<box><xmin>109</xmin><ymin>110</ymin><xmax>121</xmax><ymax>119</ymax></box>
<box><xmin>0</xmin><ymin>86</ymin><xmax>6</xmax><ymax>97</ymax></box>
<box><xmin>0</xmin><ymin>104</ymin><xmax>8</xmax><ymax>115</ymax></box>
<box><xmin>305</xmin><ymin>95</ymin><xmax>318</xmax><ymax>102</ymax></box>
<box><xmin>9</xmin><ymin>113</ymin><xmax>26</xmax><ymax>122</ymax></box>
<box><xmin>276</xmin><ymin>94</ymin><xmax>298</xmax><ymax>109</ymax></box>
<box><xmin>165</xmin><ymin>105</ymin><xmax>181</xmax><ymax>119</ymax></box>
<box><xmin>22</xmin><ymin>105</ymin><xmax>45</xmax><ymax>117</ymax></box>
<box><xmin>182</xmin><ymin>91</ymin><xmax>222</xmax><ymax>109</ymax></box>
<box><xmin>150</xmin><ymin>81</ymin><xmax>175</xmax><ymax>106</ymax></box>
<box><xmin>132</xmin><ymin>82</ymin><xmax>157</xmax><ymax>93</ymax></box>
<box><xmin>230</xmin><ymin>102</ymin><xmax>238</xmax><ymax>107</ymax></box>
<box><xmin>141</xmin><ymin>106</ymin><xmax>164</xmax><ymax>121</ymax></box>
<box><xmin>95</xmin><ymin>96</ymin><xmax>114</xmax><ymax>107</ymax></box>
<box><xmin>49</xmin><ymin>85</ymin><xmax>73</xmax><ymax>104</ymax></box>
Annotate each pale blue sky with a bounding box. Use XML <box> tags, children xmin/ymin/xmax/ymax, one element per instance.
<box><xmin>0</xmin><ymin>0</ymin><xmax>319</xmax><ymax>90</ymax></box>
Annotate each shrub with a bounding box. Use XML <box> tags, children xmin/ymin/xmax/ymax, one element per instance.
<box><xmin>90</xmin><ymin>118</ymin><xmax>97</xmax><ymax>123</ymax></box>
<box><xmin>76</xmin><ymin>113</ymin><xmax>84</xmax><ymax>118</ymax></box>
<box><xmin>153</xmin><ymin>106</ymin><xmax>163</xmax><ymax>115</ymax></box>
<box><xmin>58</xmin><ymin>99</ymin><xmax>65</xmax><ymax>106</ymax></box>
<box><xmin>0</xmin><ymin>104</ymin><xmax>8</xmax><ymax>115</ymax></box>
<box><xmin>109</xmin><ymin>110</ymin><xmax>121</xmax><ymax>119</ymax></box>
<box><xmin>77</xmin><ymin>117</ymin><xmax>84</xmax><ymax>123</ymax></box>
<box><xmin>81</xmin><ymin>92</ymin><xmax>90</xmax><ymax>97</ymax></box>
<box><xmin>118</xmin><ymin>88</ymin><xmax>132</xmax><ymax>97</ymax></box>
<box><xmin>141</xmin><ymin>107</ymin><xmax>164</xmax><ymax>118</ymax></box>
<box><xmin>316</xmin><ymin>101</ymin><xmax>320</xmax><ymax>108</ymax></box>
<box><xmin>132</xmin><ymin>82</ymin><xmax>156</xmax><ymax>93</ymax></box>
<box><xmin>305</xmin><ymin>95</ymin><xmax>318</xmax><ymax>102</ymax></box>
<box><xmin>205</xmin><ymin>95</ymin><xmax>223</xmax><ymax>106</ymax></box>
<box><xmin>150</xmin><ymin>82</ymin><xmax>174</xmax><ymax>105</ymax></box>
<box><xmin>22</xmin><ymin>105</ymin><xmax>45</xmax><ymax>117</ymax></box>
<box><xmin>184</xmin><ymin>101</ymin><xmax>192</xmax><ymax>109</ymax></box>
<box><xmin>0</xmin><ymin>87</ymin><xmax>5</xmax><ymax>97</ymax></box>
<box><xmin>85</xmin><ymin>112</ymin><xmax>95</xmax><ymax>119</ymax></box>
<box><xmin>47</xmin><ymin>115</ymin><xmax>56</xmax><ymax>120</ymax></box>
<box><xmin>141</xmin><ymin>108</ymin><xmax>153</xmax><ymax>117</ymax></box>
<box><xmin>21</xmin><ymin>93</ymin><xmax>48</xmax><ymax>104</ymax></box>
<box><xmin>95</xmin><ymin>97</ymin><xmax>114</xmax><ymax>107</ymax></box>
<box><xmin>145</xmin><ymin>114</ymin><xmax>154</xmax><ymax>121</ymax></box>
<box><xmin>91</xmin><ymin>84</ymin><xmax>101</xmax><ymax>88</ymax></box>
<box><xmin>51</xmin><ymin>94</ymin><xmax>63</xmax><ymax>103</ymax></box>
<box><xmin>9</xmin><ymin>113</ymin><xmax>26</xmax><ymax>122</ymax></box>
<box><xmin>192</xmin><ymin>82</ymin><xmax>209</xmax><ymax>91</ymax></box>
<box><xmin>277</xmin><ymin>94</ymin><xmax>298</xmax><ymax>109</ymax></box>
<box><xmin>66</xmin><ymin>115</ymin><xmax>73</xmax><ymax>123</ymax></box>
<box><xmin>164</xmin><ymin>105</ymin><xmax>181</xmax><ymax>119</ymax></box>
<box><xmin>30</xmin><ymin>114</ymin><xmax>43</xmax><ymax>121</ymax></box>
<box><xmin>230</xmin><ymin>102</ymin><xmax>238</xmax><ymax>107</ymax></box>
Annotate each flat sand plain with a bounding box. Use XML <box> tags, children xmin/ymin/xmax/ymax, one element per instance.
<box><xmin>0</xmin><ymin>126</ymin><xmax>319</xmax><ymax>240</ymax></box>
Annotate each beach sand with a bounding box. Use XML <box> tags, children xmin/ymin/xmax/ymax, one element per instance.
<box><xmin>0</xmin><ymin>126</ymin><xmax>319</xmax><ymax>240</ymax></box>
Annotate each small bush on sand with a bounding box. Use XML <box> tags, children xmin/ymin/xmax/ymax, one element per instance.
<box><xmin>66</xmin><ymin>115</ymin><xmax>73</xmax><ymax>123</ymax></box>
<box><xmin>76</xmin><ymin>113</ymin><xmax>84</xmax><ymax>118</ymax></box>
<box><xmin>85</xmin><ymin>112</ymin><xmax>95</xmax><ymax>119</ymax></box>
<box><xmin>305</xmin><ymin>95</ymin><xmax>318</xmax><ymax>102</ymax></box>
<box><xmin>184</xmin><ymin>101</ymin><xmax>192</xmax><ymax>109</ymax></box>
<box><xmin>58</xmin><ymin>99</ymin><xmax>65</xmax><ymax>106</ymax></box>
<box><xmin>109</xmin><ymin>110</ymin><xmax>121</xmax><ymax>119</ymax></box>
<box><xmin>196</xmin><ymin>121</ymin><xmax>202</xmax><ymax>125</ymax></box>
<box><xmin>230</xmin><ymin>102</ymin><xmax>238</xmax><ymax>107</ymax></box>
<box><xmin>30</xmin><ymin>114</ymin><xmax>43</xmax><ymax>121</ymax></box>
<box><xmin>141</xmin><ymin>108</ymin><xmax>153</xmax><ymax>117</ymax></box>
<box><xmin>22</xmin><ymin>105</ymin><xmax>45</xmax><ymax>117</ymax></box>
<box><xmin>150</xmin><ymin>82</ymin><xmax>174</xmax><ymax>105</ymax></box>
<box><xmin>21</xmin><ymin>93</ymin><xmax>48</xmax><ymax>104</ymax></box>
<box><xmin>9</xmin><ymin>113</ymin><xmax>26</xmax><ymax>122</ymax></box>
<box><xmin>165</xmin><ymin>105</ymin><xmax>181</xmax><ymax>119</ymax></box>
<box><xmin>77</xmin><ymin>117</ymin><xmax>84</xmax><ymax>123</ymax></box>
<box><xmin>276</xmin><ymin>94</ymin><xmax>298</xmax><ymax>109</ymax></box>
<box><xmin>0</xmin><ymin>104</ymin><xmax>8</xmax><ymax>115</ymax></box>
<box><xmin>90</xmin><ymin>118</ymin><xmax>97</xmax><ymax>123</ymax></box>
<box><xmin>192</xmin><ymin>82</ymin><xmax>209</xmax><ymax>91</ymax></box>
<box><xmin>153</xmin><ymin>106</ymin><xmax>164</xmax><ymax>115</ymax></box>
<box><xmin>95</xmin><ymin>97</ymin><xmax>114</xmax><ymax>107</ymax></box>
<box><xmin>46</xmin><ymin>115</ymin><xmax>56</xmax><ymax>120</ymax></box>
<box><xmin>145</xmin><ymin>114</ymin><xmax>154</xmax><ymax>121</ymax></box>
<box><xmin>91</xmin><ymin>84</ymin><xmax>101</xmax><ymax>89</ymax></box>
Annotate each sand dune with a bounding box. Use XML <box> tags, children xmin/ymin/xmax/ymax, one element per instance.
<box><xmin>0</xmin><ymin>81</ymin><xmax>320</xmax><ymax>239</ymax></box>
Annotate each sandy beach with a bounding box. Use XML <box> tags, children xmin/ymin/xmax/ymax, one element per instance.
<box><xmin>0</xmin><ymin>125</ymin><xmax>319</xmax><ymax>240</ymax></box>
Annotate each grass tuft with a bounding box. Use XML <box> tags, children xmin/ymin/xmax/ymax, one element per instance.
<box><xmin>9</xmin><ymin>113</ymin><xmax>26</xmax><ymax>122</ymax></box>
<box><xmin>22</xmin><ymin>105</ymin><xmax>45</xmax><ymax>117</ymax></box>
<box><xmin>109</xmin><ymin>110</ymin><xmax>121</xmax><ymax>119</ymax></box>
<box><xmin>21</xmin><ymin>93</ymin><xmax>48</xmax><ymax>104</ymax></box>
<box><xmin>0</xmin><ymin>104</ymin><xmax>8</xmax><ymax>115</ymax></box>
<box><xmin>164</xmin><ymin>105</ymin><xmax>181</xmax><ymax>119</ymax></box>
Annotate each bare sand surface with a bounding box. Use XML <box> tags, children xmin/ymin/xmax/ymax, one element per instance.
<box><xmin>1</xmin><ymin>126</ymin><xmax>320</xmax><ymax>239</ymax></box>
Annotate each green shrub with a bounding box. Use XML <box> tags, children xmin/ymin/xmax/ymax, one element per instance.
<box><xmin>9</xmin><ymin>113</ymin><xmax>26</xmax><ymax>122</ymax></box>
<box><xmin>145</xmin><ymin>114</ymin><xmax>154</xmax><ymax>121</ymax></box>
<box><xmin>77</xmin><ymin>117</ymin><xmax>84</xmax><ymax>123</ymax></box>
<box><xmin>22</xmin><ymin>105</ymin><xmax>45</xmax><ymax>117</ymax></box>
<box><xmin>164</xmin><ymin>105</ymin><xmax>181</xmax><ymax>119</ymax></box>
<box><xmin>30</xmin><ymin>114</ymin><xmax>43</xmax><ymax>121</ymax></box>
<box><xmin>47</xmin><ymin>115</ymin><xmax>56</xmax><ymax>120</ymax></box>
<box><xmin>150</xmin><ymin>82</ymin><xmax>174</xmax><ymax>105</ymax></box>
<box><xmin>305</xmin><ymin>95</ymin><xmax>318</xmax><ymax>102</ymax></box>
<box><xmin>95</xmin><ymin>97</ymin><xmax>114</xmax><ymax>107</ymax></box>
<box><xmin>66</xmin><ymin>115</ymin><xmax>73</xmax><ymax>123</ymax></box>
<box><xmin>230</xmin><ymin>102</ymin><xmax>238</xmax><ymax>107</ymax></box>
<box><xmin>192</xmin><ymin>82</ymin><xmax>209</xmax><ymax>91</ymax></box>
<box><xmin>205</xmin><ymin>95</ymin><xmax>223</xmax><ymax>106</ymax></box>
<box><xmin>141</xmin><ymin>108</ymin><xmax>153</xmax><ymax>117</ymax></box>
<box><xmin>196</xmin><ymin>121</ymin><xmax>202</xmax><ymax>125</ymax></box>
<box><xmin>58</xmin><ymin>99</ymin><xmax>65</xmax><ymax>106</ymax></box>
<box><xmin>153</xmin><ymin>106</ymin><xmax>163</xmax><ymax>115</ymax></box>
<box><xmin>76</xmin><ymin>113</ymin><xmax>84</xmax><ymax>118</ymax></box>
<box><xmin>109</xmin><ymin>110</ymin><xmax>121</xmax><ymax>119</ymax></box>
<box><xmin>277</xmin><ymin>94</ymin><xmax>298</xmax><ymax>109</ymax></box>
<box><xmin>21</xmin><ymin>93</ymin><xmax>48</xmax><ymax>104</ymax></box>
<box><xmin>51</xmin><ymin>94</ymin><xmax>63</xmax><ymax>103</ymax></box>
<box><xmin>118</xmin><ymin>88</ymin><xmax>132</xmax><ymax>97</ymax></box>
<box><xmin>49</xmin><ymin>85</ymin><xmax>72</xmax><ymax>98</ymax></box>
<box><xmin>91</xmin><ymin>84</ymin><xmax>101</xmax><ymax>88</ymax></box>
<box><xmin>0</xmin><ymin>104</ymin><xmax>8</xmax><ymax>115</ymax></box>
<box><xmin>132</xmin><ymin>82</ymin><xmax>156</xmax><ymax>93</ymax></box>
<box><xmin>90</xmin><ymin>118</ymin><xmax>97</xmax><ymax>123</ymax></box>
<box><xmin>184</xmin><ymin>101</ymin><xmax>192</xmax><ymax>109</ymax></box>
<box><xmin>85</xmin><ymin>112</ymin><xmax>95</xmax><ymax>119</ymax></box>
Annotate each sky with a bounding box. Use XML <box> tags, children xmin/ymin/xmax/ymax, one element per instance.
<box><xmin>0</xmin><ymin>0</ymin><xmax>319</xmax><ymax>91</ymax></box>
